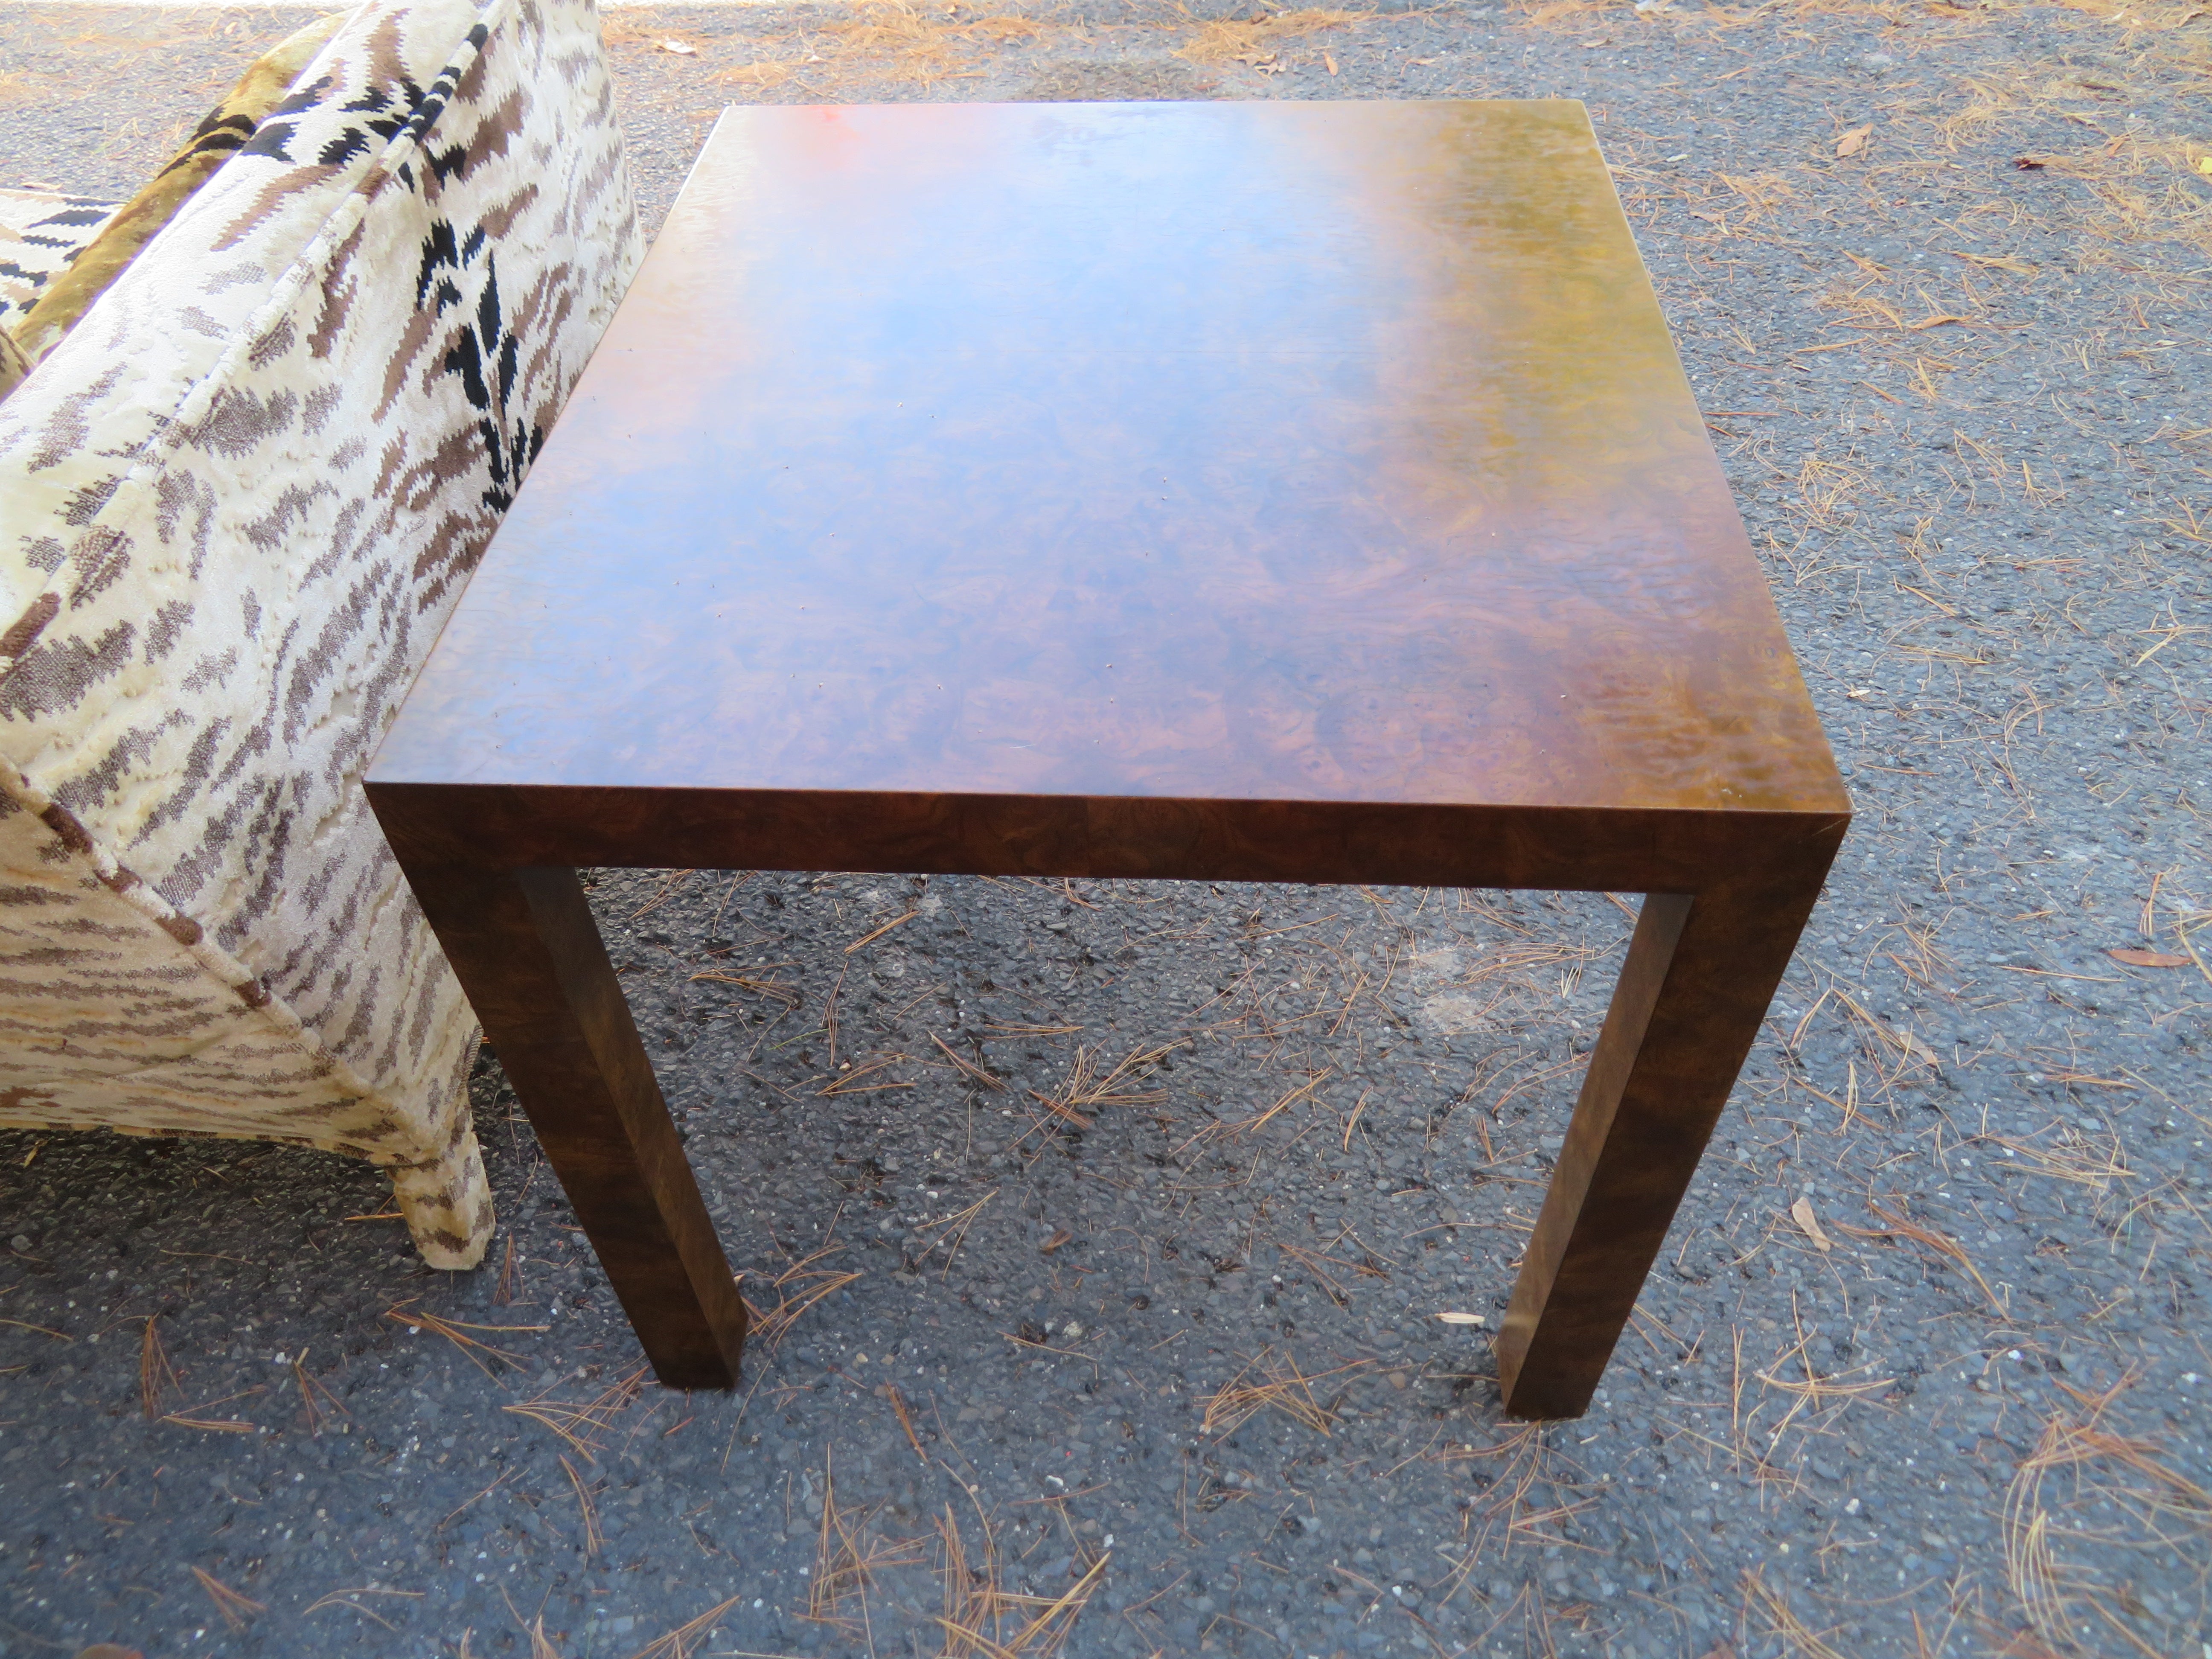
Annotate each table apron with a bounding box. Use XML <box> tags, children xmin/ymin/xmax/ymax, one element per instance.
<box><xmin>368</xmin><ymin>783</ymin><xmax>1847</xmax><ymax>897</ymax></box>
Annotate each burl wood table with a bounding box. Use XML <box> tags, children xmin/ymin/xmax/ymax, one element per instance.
<box><xmin>367</xmin><ymin>99</ymin><xmax>1849</xmax><ymax>1420</ymax></box>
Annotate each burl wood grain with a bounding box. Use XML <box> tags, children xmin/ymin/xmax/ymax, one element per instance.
<box><xmin>370</xmin><ymin>99</ymin><xmax>1850</xmax><ymax>1417</ymax></box>
<box><xmin>374</xmin><ymin>99</ymin><xmax>1845</xmax><ymax>821</ymax></box>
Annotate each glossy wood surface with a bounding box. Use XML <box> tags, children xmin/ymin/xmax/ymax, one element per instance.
<box><xmin>1492</xmin><ymin>840</ymin><xmax>1842</xmax><ymax>1415</ymax></box>
<box><xmin>372</xmin><ymin>99</ymin><xmax>1845</xmax><ymax>821</ymax></box>
<box><xmin>369</xmin><ymin>99</ymin><xmax>1852</xmax><ymax>1419</ymax></box>
<box><xmin>407</xmin><ymin>864</ymin><xmax>748</xmax><ymax>1388</ymax></box>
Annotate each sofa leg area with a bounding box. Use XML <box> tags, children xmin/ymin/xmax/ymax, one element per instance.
<box><xmin>385</xmin><ymin>1126</ymin><xmax>495</xmax><ymax>1270</ymax></box>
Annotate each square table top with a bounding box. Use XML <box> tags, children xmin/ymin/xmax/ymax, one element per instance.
<box><xmin>371</xmin><ymin>99</ymin><xmax>1845</xmax><ymax>823</ymax></box>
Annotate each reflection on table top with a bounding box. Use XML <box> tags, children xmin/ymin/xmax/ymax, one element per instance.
<box><xmin>372</xmin><ymin>99</ymin><xmax>1844</xmax><ymax>818</ymax></box>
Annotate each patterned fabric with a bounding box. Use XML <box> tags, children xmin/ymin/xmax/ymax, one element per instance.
<box><xmin>9</xmin><ymin>12</ymin><xmax>351</xmax><ymax>370</ymax></box>
<box><xmin>0</xmin><ymin>328</ymin><xmax>27</xmax><ymax>402</ymax></box>
<box><xmin>0</xmin><ymin>0</ymin><xmax>643</xmax><ymax>1267</ymax></box>
<box><xmin>0</xmin><ymin>190</ymin><xmax>118</xmax><ymax>330</ymax></box>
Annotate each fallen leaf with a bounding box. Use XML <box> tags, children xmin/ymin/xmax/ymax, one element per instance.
<box><xmin>2199</xmin><ymin>157</ymin><xmax>2212</xmax><ymax>178</ymax></box>
<box><xmin>1907</xmin><ymin>314</ymin><xmax>1969</xmax><ymax>329</ymax></box>
<box><xmin>1039</xmin><ymin>1226</ymin><xmax>1073</xmax><ymax>1254</ymax></box>
<box><xmin>2014</xmin><ymin>155</ymin><xmax>2048</xmax><ymax>170</ymax></box>
<box><xmin>2106</xmin><ymin>946</ymin><xmax>2190</xmax><ymax>968</ymax></box>
<box><xmin>1790</xmin><ymin>1197</ymin><xmax>1833</xmax><ymax>1252</ymax></box>
<box><xmin>1435</xmin><ymin>1311</ymin><xmax>1487</xmax><ymax>1326</ymax></box>
<box><xmin>655</xmin><ymin>37</ymin><xmax>698</xmax><ymax>54</ymax></box>
<box><xmin>1324</xmin><ymin>51</ymin><xmax>1339</xmax><ymax>74</ymax></box>
<box><xmin>1835</xmin><ymin>124</ymin><xmax>1872</xmax><ymax>158</ymax></box>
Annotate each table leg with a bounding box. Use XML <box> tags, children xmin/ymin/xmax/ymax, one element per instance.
<box><xmin>404</xmin><ymin>863</ymin><xmax>748</xmax><ymax>1389</ymax></box>
<box><xmin>1495</xmin><ymin>865</ymin><xmax>1831</xmax><ymax>1418</ymax></box>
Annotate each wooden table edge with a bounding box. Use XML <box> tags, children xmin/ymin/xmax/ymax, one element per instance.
<box><xmin>366</xmin><ymin>779</ymin><xmax>1850</xmax><ymax>892</ymax></box>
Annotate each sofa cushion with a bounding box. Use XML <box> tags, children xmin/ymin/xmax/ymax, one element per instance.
<box><xmin>0</xmin><ymin>0</ymin><xmax>642</xmax><ymax>1267</ymax></box>
<box><xmin>8</xmin><ymin>12</ymin><xmax>351</xmax><ymax>374</ymax></box>
<box><xmin>0</xmin><ymin>189</ymin><xmax>118</xmax><ymax>330</ymax></box>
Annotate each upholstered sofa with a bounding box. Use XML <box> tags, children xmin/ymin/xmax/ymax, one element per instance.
<box><xmin>0</xmin><ymin>0</ymin><xmax>642</xmax><ymax>1266</ymax></box>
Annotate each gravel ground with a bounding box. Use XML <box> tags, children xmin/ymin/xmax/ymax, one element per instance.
<box><xmin>2</xmin><ymin>2</ymin><xmax>2209</xmax><ymax>1657</ymax></box>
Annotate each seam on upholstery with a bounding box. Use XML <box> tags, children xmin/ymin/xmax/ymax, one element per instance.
<box><xmin>0</xmin><ymin>746</ymin><xmax>409</xmax><ymax>1144</ymax></box>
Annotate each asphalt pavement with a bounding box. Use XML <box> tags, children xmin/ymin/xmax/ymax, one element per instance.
<box><xmin>2</xmin><ymin>2</ymin><xmax>2208</xmax><ymax>1656</ymax></box>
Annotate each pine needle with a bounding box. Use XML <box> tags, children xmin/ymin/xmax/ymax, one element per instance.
<box><xmin>191</xmin><ymin>1566</ymin><xmax>265</xmax><ymax>1630</ymax></box>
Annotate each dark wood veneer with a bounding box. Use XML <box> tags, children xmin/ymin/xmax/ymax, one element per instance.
<box><xmin>370</xmin><ymin>99</ymin><xmax>1848</xmax><ymax>1418</ymax></box>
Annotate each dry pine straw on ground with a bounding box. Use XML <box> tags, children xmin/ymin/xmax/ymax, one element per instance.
<box><xmin>0</xmin><ymin>1</ymin><xmax>2209</xmax><ymax>1657</ymax></box>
